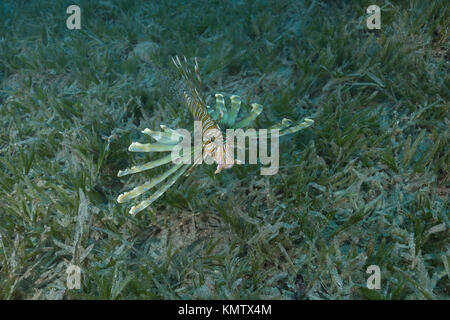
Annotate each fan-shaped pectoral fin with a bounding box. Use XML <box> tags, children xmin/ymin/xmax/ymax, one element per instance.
<box><xmin>214</xmin><ymin>93</ymin><xmax>227</xmax><ymax>124</ymax></box>
<box><xmin>117</xmin><ymin>153</ymin><xmax>177</xmax><ymax>177</ymax></box>
<box><xmin>141</xmin><ymin>128</ymin><xmax>183</xmax><ymax>144</ymax></box>
<box><xmin>117</xmin><ymin>162</ymin><xmax>185</xmax><ymax>204</ymax></box>
<box><xmin>128</xmin><ymin>164</ymin><xmax>190</xmax><ymax>215</ymax></box>
<box><xmin>226</xmin><ymin>95</ymin><xmax>241</xmax><ymax>127</ymax></box>
<box><xmin>278</xmin><ymin>117</ymin><xmax>314</xmax><ymax>137</ymax></box>
<box><xmin>128</xmin><ymin>141</ymin><xmax>177</xmax><ymax>153</ymax></box>
<box><xmin>233</xmin><ymin>103</ymin><xmax>263</xmax><ymax>128</ymax></box>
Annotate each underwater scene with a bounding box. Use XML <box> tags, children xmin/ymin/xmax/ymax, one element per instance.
<box><xmin>0</xmin><ymin>0</ymin><xmax>448</xmax><ymax>300</ymax></box>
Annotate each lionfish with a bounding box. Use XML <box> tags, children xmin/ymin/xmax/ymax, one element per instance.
<box><xmin>117</xmin><ymin>56</ymin><xmax>313</xmax><ymax>215</ymax></box>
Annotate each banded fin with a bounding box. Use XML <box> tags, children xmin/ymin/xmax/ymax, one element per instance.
<box><xmin>129</xmin><ymin>164</ymin><xmax>190</xmax><ymax>215</ymax></box>
<box><xmin>227</xmin><ymin>95</ymin><xmax>241</xmax><ymax>127</ymax></box>
<box><xmin>233</xmin><ymin>103</ymin><xmax>263</xmax><ymax>128</ymax></box>
<box><xmin>278</xmin><ymin>118</ymin><xmax>314</xmax><ymax>137</ymax></box>
<box><xmin>117</xmin><ymin>153</ymin><xmax>176</xmax><ymax>177</ymax></box>
<box><xmin>128</xmin><ymin>142</ymin><xmax>177</xmax><ymax>153</ymax></box>
<box><xmin>117</xmin><ymin>162</ymin><xmax>184</xmax><ymax>203</ymax></box>
<box><xmin>142</xmin><ymin>128</ymin><xmax>182</xmax><ymax>144</ymax></box>
<box><xmin>214</xmin><ymin>93</ymin><xmax>227</xmax><ymax>123</ymax></box>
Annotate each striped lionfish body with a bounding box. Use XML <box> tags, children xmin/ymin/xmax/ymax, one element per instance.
<box><xmin>117</xmin><ymin>56</ymin><xmax>314</xmax><ymax>215</ymax></box>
